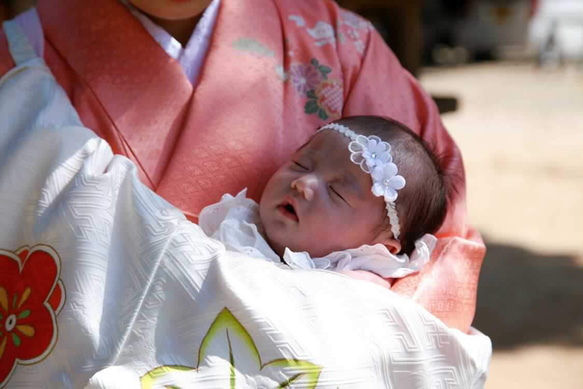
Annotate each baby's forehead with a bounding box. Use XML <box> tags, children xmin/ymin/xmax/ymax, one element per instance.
<box><xmin>299</xmin><ymin>130</ymin><xmax>350</xmax><ymax>155</ymax></box>
<box><xmin>299</xmin><ymin>131</ymin><xmax>371</xmax><ymax>194</ymax></box>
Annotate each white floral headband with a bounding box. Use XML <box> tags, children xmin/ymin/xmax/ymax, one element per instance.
<box><xmin>317</xmin><ymin>123</ymin><xmax>406</xmax><ymax>240</ymax></box>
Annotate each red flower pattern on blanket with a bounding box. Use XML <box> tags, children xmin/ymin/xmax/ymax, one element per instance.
<box><xmin>0</xmin><ymin>245</ymin><xmax>65</xmax><ymax>387</ymax></box>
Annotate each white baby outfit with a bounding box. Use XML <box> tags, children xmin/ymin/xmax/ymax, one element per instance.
<box><xmin>199</xmin><ymin>189</ymin><xmax>437</xmax><ymax>282</ymax></box>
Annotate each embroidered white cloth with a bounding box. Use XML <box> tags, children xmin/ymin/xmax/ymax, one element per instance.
<box><xmin>199</xmin><ymin>189</ymin><xmax>437</xmax><ymax>279</ymax></box>
<box><xmin>0</xmin><ymin>23</ymin><xmax>491</xmax><ymax>389</ymax></box>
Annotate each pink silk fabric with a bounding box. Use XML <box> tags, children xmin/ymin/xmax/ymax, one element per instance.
<box><xmin>0</xmin><ymin>0</ymin><xmax>485</xmax><ymax>332</ymax></box>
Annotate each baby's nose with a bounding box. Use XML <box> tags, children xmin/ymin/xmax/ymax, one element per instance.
<box><xmin>291</xmin><ymin>175</ymin><xmax>317</xmax><ymax>201</ymax></box>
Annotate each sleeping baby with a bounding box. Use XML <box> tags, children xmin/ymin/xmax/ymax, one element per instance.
<box><xmin>199</xmin><ymin>116</ymin><xmax>449</xmax><ymax>282</ymax></box>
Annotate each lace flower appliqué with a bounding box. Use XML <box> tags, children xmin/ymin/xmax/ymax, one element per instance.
<box><xmin>348</xmin><ymin>135</ymin><xmax>392</xmax><ymax>173</ymax></box>
<box><xmin>371</xmin><ymin>163</ymin><xmax>406</xmax><ymax>202</ymax></box>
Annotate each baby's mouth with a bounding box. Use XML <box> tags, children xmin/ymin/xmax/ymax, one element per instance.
<box><xmin>277</xmin><ymin>200</ymin><xmax>299</xmax><ymax>222</ymax></box>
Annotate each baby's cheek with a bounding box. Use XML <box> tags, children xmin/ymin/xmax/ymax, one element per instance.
<box><xmin>339</xmin><ymin>220</ymin><xmax>378</xmax><ymax>248</ymax></box>
<box><xmin>312</xmin><ymin>223</ymin><xmax>349</xmax><ymax>250</ymax></box>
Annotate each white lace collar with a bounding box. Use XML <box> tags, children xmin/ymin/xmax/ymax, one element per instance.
<box><xmin>198</xmin><ymin>189</ymin><xmax>435</xmax><ymax>279</ymax></box>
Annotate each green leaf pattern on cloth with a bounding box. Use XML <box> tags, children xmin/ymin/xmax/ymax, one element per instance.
<box><xmin>141</xmin><ymin>308</ymin><xmax>322</xmax><ymax>388</ymax></box>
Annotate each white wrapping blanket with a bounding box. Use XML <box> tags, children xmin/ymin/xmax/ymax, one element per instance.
<box><xmin>0</xmin><ymin>23</ymin><xmax>491</xmax><ymax>388</ymax></box>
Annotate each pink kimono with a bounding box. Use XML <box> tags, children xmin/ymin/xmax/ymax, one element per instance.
<box><xmin>0</xmin><ymin>0</ymin><xmax>485</xmax><ymax>332</ymax></box>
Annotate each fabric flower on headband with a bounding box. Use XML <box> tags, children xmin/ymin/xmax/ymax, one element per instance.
<box><xmin>348</xmin><ymin>135</ymin><xmax>392</xmax><ymax>173</ymax></box>
<box><xmin>371</xmin><ymin>163</ymin><xmax>406</xmax><ymax>202</ymax></box>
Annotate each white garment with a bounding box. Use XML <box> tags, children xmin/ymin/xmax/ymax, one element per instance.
<box><xmin>198</xmin><ymin>189</ymin><xmax>437</xmax><ymax>280</ymax></box>
<box><xmin>13</xmin><ymin>7</ymin><xmax>44</xmax><ymax>58</ymax></box>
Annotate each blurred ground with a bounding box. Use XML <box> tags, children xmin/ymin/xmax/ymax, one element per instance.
<box><xmin>420</xmin><ymin>62</ymin><xmax>583</xmax><ymax>388</ymax></box>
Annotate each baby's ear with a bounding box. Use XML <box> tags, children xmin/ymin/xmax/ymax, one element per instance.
<box><xmin>373</xmin><ymin>230</ymin><xmax>401</xmax><ymax>255</ymax></box>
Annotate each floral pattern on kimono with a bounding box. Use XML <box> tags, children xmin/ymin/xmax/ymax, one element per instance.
<box><xmin>0</xmin><ymin>245</ymin><xmax>65</xmax><ymax>387</ymax></box>
<box><xmin>233</xmin><ymin>34</ymin><xmax>344</xmax><ymax>121</ymax></box>
<box><xmin>288</xmin><ymin>58</ymin><xmax>343</xmax><ymax>121</ymax></box>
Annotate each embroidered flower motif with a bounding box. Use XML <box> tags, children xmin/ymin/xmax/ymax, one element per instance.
<box><xmin>315</xmin><ymin>79</ymin><xmax>343</xmax><ymax>120</ymax></box>
<box><xmin>307</xmin><ymin>21</ymin><xmax>336</xmax><ymax>47</ymax></box>
<box><xmin>346</xmin><ymin>27</ymin><xmax>360</xmax><ymax>40</ymax></box>
<box><xmin>299</xmin><ymin>58</ymin><xmax>343</xmax><ymax>121</ymax></box>
<box><xmin>371</xmin><ymin>163</ymin><xmax>406</xmax><ymax>202</ymax></box>
<box><xmin>341</xmin><ymin>10</ymin><xmax>372</xmax><ymax>31</ymax></box>
<box><xmin>289</xmin><ymin>63</ymin><xmax>322</xmax><ymax>94</ymax></box>
<box><xmin>0</xmin><ymin>246</ymin><xmax>65</xmax><ymax>387</ymax></box>
<box><xmin>348</xmin><ymin>135</ymin><xmax>392</xmax><ymax>173</ymax></box>
<box><xmin>339</xmin><ymin>10</ymin><xmax>372</xmax><ymax>56</ymax></box>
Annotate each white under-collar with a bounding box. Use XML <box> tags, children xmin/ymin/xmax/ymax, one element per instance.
<box><xmin>123</xmin><ymin>0</ymin><xmax>221</xmax><ymax>85</ymax></box>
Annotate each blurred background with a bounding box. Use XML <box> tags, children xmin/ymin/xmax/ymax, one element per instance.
<box><xmin>337</xmin><ymin>0</ymin><xmax>583</xmax><ymax>387</ymax></box>
<box><xmin>1</xmin><ymin>0</ymin><xmax>582</xmax><ymax>387</ymax></box>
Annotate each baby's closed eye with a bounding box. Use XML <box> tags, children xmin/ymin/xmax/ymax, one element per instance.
<box><xmin>328</xmin><ymin>184</ymin><xmax>349</xmax><ymax>205</ymax></box>
<box><xmin>293</xmin><ymin>161</ymin><xmax>309</xmax><ymax>170</ymax></box>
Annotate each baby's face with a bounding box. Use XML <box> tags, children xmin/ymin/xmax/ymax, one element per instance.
<box><xmin>259</xmin><ymin>131</ymin><xmax>388</xmax><ymax>258</ymax></box>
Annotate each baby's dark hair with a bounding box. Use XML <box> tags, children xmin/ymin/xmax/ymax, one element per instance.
<box><xmin>333</xmin><ymin>116</ymin><xmax>449</xmax><ymax>255</ymax></box>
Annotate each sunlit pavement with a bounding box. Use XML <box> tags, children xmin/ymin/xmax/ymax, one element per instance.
<box><xmin>421</xmin><ymin>62</ymin><xmax>583</xmax><ymax>388</ymax></box>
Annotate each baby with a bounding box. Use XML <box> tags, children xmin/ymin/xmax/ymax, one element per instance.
<box><xmin>199</xmin><ymin>116</ymin><xmax>449</xmax><ymax>280</ymax></box>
